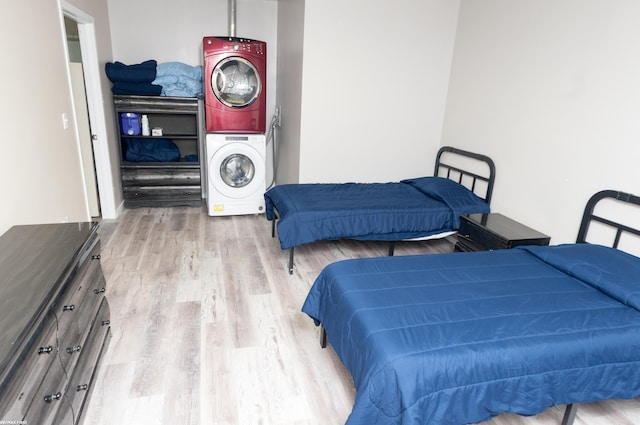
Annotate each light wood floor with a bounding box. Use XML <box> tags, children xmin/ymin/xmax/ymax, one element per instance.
<box><xmin>82</xmin><ymin>206</ymin><xmax>640</xmax><ymax>425</ymax></box>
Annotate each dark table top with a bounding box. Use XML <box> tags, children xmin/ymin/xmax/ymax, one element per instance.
<box><xmin>462</xmin><ymin>213</ymin><xmax>550</xmax><ymax>241</ymax></box>
<box><xmin>0</xmin><ymin>222</ymin><xmax>97</xmax><ymax>372</ymax></box>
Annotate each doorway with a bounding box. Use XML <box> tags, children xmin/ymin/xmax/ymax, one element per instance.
<box><xmin>61</xmin><ymin>2</ymin><xmax>118</xmax><ymax>220</ymax></box>
<box><xmin>64</xmin><ymin>16</ymin><xmax>100</xmax><ymax>217</ymax></box>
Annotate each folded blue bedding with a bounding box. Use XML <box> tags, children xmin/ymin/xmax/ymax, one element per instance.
<box><xmin>302</xmin><ymin>244</ymin><xmax>640</xmax><ymax>425</ymax></box>
<box><xmin>105</xmin><ymin>59</ymin><xmax>157</xmax><ymax>83</ymax></box>
<box><xmin>124</xmin><ymin>138</ymin><xmax>180</xmax><ymax>162</ymax></box>
<box><xmin>156</xmin><ymin>62</ymin><xmax>203</xmax><ymax>81</ymax></box>
<box><xmin>106</xmin><ymin>60</ymin><xmax>203</xmax><ymax>97</ymax></box>
<box><xmin>264</xmin><ymin>177</ymin><xmax>489</xmax><ymax>250</ymax></box>
<box><xmin>153</xmin><ymin>62</ymin><xmax>204</xmax><ymax>97</ymax></box>
<box><xmin>111</xmin><ymin>82</ymin><xmax>162</xmax><ymax>96</ymax></box>
<box><xmin>153</xmin><ymin>75</ymin><xmax>203</xmax><ymax>98</ymax></box>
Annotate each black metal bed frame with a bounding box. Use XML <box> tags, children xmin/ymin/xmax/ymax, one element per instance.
<box><xmin>558</xmin><ymin>189</ymin><xmax>639</xmax><ymax>425</ymax></box>
<box><xmin>317</xmin><ymin>188</ymin><xmax>640</xmax><ymax>425</ymax></box>
<box><xmin>271</xmin><ymin>146</ymin><xmax>497</xmax><ymax>274</ymax></box>
<box><xmin>433</xmin><ymin>145</ymin><xmax>496</xmax><ymax>205</ymax></box>
<box><xmin>576</xmin><ymin>189</ymin><xmax>640</xmax><ymax>244</ymax></box>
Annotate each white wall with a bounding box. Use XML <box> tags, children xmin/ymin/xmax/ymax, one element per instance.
<box><xmin>442</xmin><ymin>0</ymin><xmax>640</xmax><ymax>244</ymax></box>
<box><xmin>0</xmin><ymin>0</ymin><xmax>115</xmax><ymax>236</ymax></box>
<box><xmin>273</xmin><ymin>0</ymin><xmax>304</xmax><ymax>185</ymax></box>
<box><xmin>295</xmin><ymin>0</ymin><xmax>460</xmax><ymax>183</ymax></box>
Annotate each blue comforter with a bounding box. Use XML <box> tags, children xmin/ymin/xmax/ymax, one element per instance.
<box><xmin>302</xmin><ymin>244</ymin><xmax>640</xmax><ymax>425</ymax></box>
<box><xmin>264</xmin><ymin>177</ymin><xmax>489</xmax><ymax>250</ymax></box>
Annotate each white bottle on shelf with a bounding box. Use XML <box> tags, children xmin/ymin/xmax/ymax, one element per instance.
<box><xmin>141</xmin><ymin>114</ymin><xmax>150</xmax><ymax>136</ymax></box>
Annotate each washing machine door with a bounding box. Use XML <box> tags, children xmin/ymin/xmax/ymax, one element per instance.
<box><xmin>210</xmin><ymin>142</ymin><xmax>265</xmax><ymax>199</ymax></box>
<box><xmin>212</xmin><ymin>57</ymin><xmax>261</xmax><ymax>108</ymax></box>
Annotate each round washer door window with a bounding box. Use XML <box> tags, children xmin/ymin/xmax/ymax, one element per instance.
<box><xmin>220</xmin><ymin>153</ymin><xmax>255</xmax><ymax>188</ymax></box>
<box><xmin>212</xmin><ymin>57</ymin><xmax>261</xmax><ymax>108</ymax></box>
<box><xmin>209</xmin><ymin>140</ymin><xmax>265</xmax><ymax>199</ymax></box>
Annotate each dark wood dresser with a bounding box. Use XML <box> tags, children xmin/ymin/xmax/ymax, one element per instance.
<box><xmin>455</xmin><ymin>213</ymin><xmax>551</xmax><ymax>252</ymax></box>
<box><xmin>0</xmin><ymin>222</ymin><xmax>110</xmax><ymax>424</ymax></box>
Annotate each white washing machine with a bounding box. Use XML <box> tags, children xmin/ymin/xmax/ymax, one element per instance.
<box><xmin>206</xmin><ymin>133</ymin><xmax>266</xmax><ymax>216</ymax></box>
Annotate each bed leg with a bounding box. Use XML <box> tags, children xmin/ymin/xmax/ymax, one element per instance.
<box><xmin>388</xmin><ymin>241</ymin><xmax>395</xmax><ymax>256</ymax></box>
<box><xmin>288</xmin><ymin>248</ymin><xmax>295</xmax><ymax>274</ymax></box>
<box><xmin>271</xmin><ymin>218</ymin><xmax>276</xmax><ymax>237</ymax></box>
<box><xmin>560</xmin><ymin>404</ymin><xmax>578</xmax><ymax>425</ymax></box>
<box><xmin>320</xmin><ymin>325</ymin><xmax>327</xmax><ymax>348</ymax></box>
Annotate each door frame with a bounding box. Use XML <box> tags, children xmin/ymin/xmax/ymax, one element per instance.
<box><xmin>61</xmin><ymin>1</ymin><xmax>118</xmax><ymax>219</ymax></box>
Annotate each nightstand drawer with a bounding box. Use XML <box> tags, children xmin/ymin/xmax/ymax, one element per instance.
<box><xmin>459</xmin><ymin>219</ymin><xmax>510</xmax><ymax>250</ymax></box>
<box><xmin>457</xmin><ymin>213</ymin><xmax>550</xmax><ymax>252</ymax></box>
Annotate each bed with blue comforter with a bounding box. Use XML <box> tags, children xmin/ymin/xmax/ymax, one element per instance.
<box><xmin>265</xmin><ymin>146</ymin><xmax>496</xmax><ymax>273</ymax></box>
<box><xmin>302</xmin><ymin>190</ymin><xmax>640</xmax><ymax>425</ymax></box>
<box><xmin>265</xmin><ymin>176</ymin><xmax>489</xmax><ymax>249</ymax></box>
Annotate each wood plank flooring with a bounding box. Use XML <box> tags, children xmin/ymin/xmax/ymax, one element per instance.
<box><xmin>82</xmin><ymin>206</ymin><xmax>640</xmax><ymax>425</ymax></box>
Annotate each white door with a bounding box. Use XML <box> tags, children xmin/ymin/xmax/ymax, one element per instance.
<box><xmin>69</xmin><ymin>62</ymin><xmax>100</xmax><ymax>216</ymax></box>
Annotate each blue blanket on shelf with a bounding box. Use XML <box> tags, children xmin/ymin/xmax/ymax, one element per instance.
<box><xmin>302</xmin><ymin>244</ymin><xmax>640</xmax><ymax>425</ymax></box>
<box><xmin>105</xmin><ymin>59</ymin><xmax>157</xmax><ymax>83</ymax></box>
<box><xmin>111</xmin><ymin>82</ymin><xmax>162</xmax><ymax>96</ymax></box>
<box><xmin>153</xmin><ymin>62</ymin><xmax>204</xmax><ymax>98</ymax></box>
<box><xmin>106</xmin><ymin>60</ymin><xmax>203</xmax><ymax>97</ymax></box>
<box><xmin>124</xmin><ymin>138</ymin><xmax>180</xmax><ymax>162</ymax></box>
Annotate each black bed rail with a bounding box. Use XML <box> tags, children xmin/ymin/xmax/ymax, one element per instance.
<box><xmin>576</xmin><ymin>190</ymin><xmax>640</xmax><ymax>245</ymax></box>
<box><xmin>434</xmin><ymin>146</ymin><xmax>496</xmax><ymax>204</ymax></box>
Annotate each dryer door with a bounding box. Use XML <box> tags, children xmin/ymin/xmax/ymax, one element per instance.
<box><xmin>212</xmin><ymin>57</ymin><xmax>261</xmax><ymax>108</ymax></box>
<box><xmin>209</xmin><ymin>142</ymin><xmax>265</xmax><ymax>199</ymax></box>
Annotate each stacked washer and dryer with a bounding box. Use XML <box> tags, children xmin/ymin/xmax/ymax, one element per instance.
<box><xmin>203</xmin><ymin>36</ymin><xmax>267</xmax><ymax>216</ymax></box>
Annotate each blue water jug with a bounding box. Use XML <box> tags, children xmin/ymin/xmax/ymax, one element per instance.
<box><xmin>120</xmin><ymin>113</ymin><xmax>141</xmax><ymax>135</ymax></box>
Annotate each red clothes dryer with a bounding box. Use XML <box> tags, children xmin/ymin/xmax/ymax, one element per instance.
<box><xmin>203</xmin><ymin>36</ymin><xmax>267</xmax><ymax>134</ymax></box>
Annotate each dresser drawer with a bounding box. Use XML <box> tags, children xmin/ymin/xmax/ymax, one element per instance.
<box><xmin>0</xmin><ymin>313</ymin><xmax>58</xmax><ymax>421</ymax></box>
<box><xmin>24</xmin><ymin>349</ymin><xmax>70</xmax><ymax>424</ymax></box>
<box><xmin>56</xmin><ymin>251</ymin><xmax>106</xmax><ymax>375</ymax></box>
<box><xmin>54</xmin><ymin>298</ymin><xmax>110</xmax><ymax>425</ymax></box>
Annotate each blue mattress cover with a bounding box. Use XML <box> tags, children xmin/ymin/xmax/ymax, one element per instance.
<box><xmin>264</xmin><ymin>177</ymin><xmax>489</xmax><ymax>250</ymax></box>
<box><xmin>302</xmin><ymin>244</ymin><xmax>640</xmax><ymax>425</ymax></box>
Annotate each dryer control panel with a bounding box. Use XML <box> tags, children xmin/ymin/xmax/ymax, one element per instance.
<box><xmin>205</xmin><ymin>36</ymin><xmax>264</xmax><ymax>55</ymax></box>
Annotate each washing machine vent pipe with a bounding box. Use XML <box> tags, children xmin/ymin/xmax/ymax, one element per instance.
<box><xmin>228</xmin><ymin>0</ymin><xmax>237</xmax><ymax>37</ymax></box>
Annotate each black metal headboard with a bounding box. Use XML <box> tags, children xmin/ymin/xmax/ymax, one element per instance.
<box><xmin>576</xmin><ymin>190</ymin><xmax>640</xmax><ymax>246</ymax></box>
<box><xmin>434</xmin><ymin>146</ymin><xmax>496</xmax><ymax>204</ymax></box>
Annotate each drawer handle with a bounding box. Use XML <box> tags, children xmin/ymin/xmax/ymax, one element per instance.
<box><xmin>38</xmin><ymin>345</ymin><xmax>53</xmax><ymax>354</ymax></box>
<box><xmin>91</xmin><ymin>254</ymin><xmax>101</xmax><ymax>260</ymax></box>
<box><xmin>101</xmin><ymin>320</ymin><xmax>111</xmax><ymax>326</ymax></box>
<box><xmin>63</xmin><ymin>304</ymin><xmax>75</xmax><ymax>311</ymax></box>
<box><xmin>94</xmin><ymin>287</ymin><xmax>106</xmax><ymax>294</ymax></box>
<box><xmin>77</xmin><ymin>384</ymin><xmax>88</xmax><ymax>392</ymax></box>
<box><xmin>44</xmin><ymin>392</ymin><xmax>61</xmax><ymax>403</ymax></box>
<box><xmin>66</xmin><ymin>345</ymin><xmax>82</xmax><ymax>354</ymax></box>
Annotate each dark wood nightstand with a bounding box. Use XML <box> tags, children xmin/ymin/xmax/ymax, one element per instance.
<box><xmin>455</xmin><ymin>213</ymin><xmax>550</xmax><ymax>252</ymax></box>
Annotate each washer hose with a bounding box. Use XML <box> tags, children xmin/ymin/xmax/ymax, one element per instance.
<box><xmin>265</xmin><ymin>112</ymin><xmax>279</xmax><ymax>190</ymax></box>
